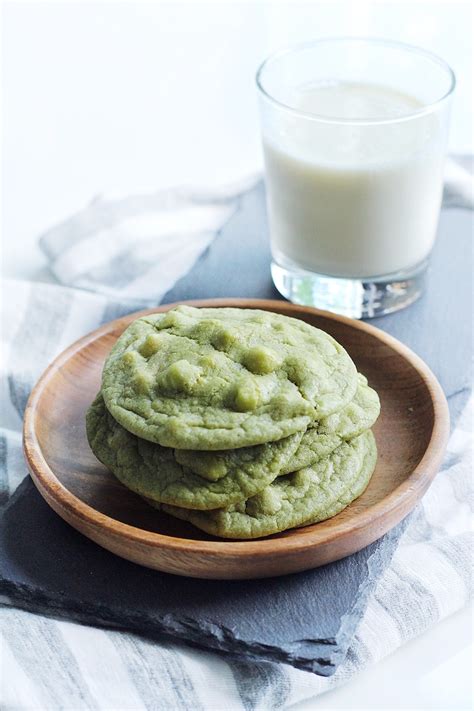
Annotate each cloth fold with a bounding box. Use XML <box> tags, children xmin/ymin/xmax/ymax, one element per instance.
<box><xmin>39</xmin><ymin>176</ymin><xmax>260</xmax><ymax>303</ymax></box>
<box><xmin>1</xmin><ymin>157</ymin><xmax>473</xmax><ymax>710</ymax></box>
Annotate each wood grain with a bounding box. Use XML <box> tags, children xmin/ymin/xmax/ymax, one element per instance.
<box><xmin>23</xmin><ymin>299</ymin><xmax>450</xmax><ymax>579</ymax></box>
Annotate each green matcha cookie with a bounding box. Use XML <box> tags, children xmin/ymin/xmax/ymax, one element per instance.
<box><xmin>86</xmin><ymin>394</ymin><xmax>302</xmax><ymax>510</ymax></box>
<box><xmin>280</xmin><ymin>429</ymin><xmax>342</xmax><ymax>475</ymax></box>
<box><xmin>276</xmin><ymin>374</ymin><xmax>379</xmax><ymax>475</ymax></box>
<box><xmin>317</xmin><ymin>374</ymin><xmax>380</xmax><ymax>440</ymax></box>
<box><xmin>296</xmin><ymin>449</ymin><xmax>376</xmax><ymax>529</ymax></box>
<box><xmin>155</xmin><ymin>374</ymin><xmax>379</xmax><ymax>483</ymax></box>
<box><xmin>101</xmin><ymin>305</ymin><xmax>358</xmax><ymax>450</ymax></box>
<box><xmin>158</xmin><ymin>430</ymin><xmax>377</xmax><ymax>539</ymax></box>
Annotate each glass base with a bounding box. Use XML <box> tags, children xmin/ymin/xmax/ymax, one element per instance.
<box><xmin>271</xmin><ymin>258</ymin><xmax>428</xmax><ymax>319</ymax></box>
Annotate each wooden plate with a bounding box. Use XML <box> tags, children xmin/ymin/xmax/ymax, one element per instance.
<box><xmin>23</xmin><ymin>299</ymin><xmax>449</xmax><ymax>579</ymax></box>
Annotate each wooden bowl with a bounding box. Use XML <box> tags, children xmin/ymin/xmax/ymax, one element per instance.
<box><xmin>23</xmin><ymin>299</ymin><xmax>449</xmax><ymax>579</ymax></box>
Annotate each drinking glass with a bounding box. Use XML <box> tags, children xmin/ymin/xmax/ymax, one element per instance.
<box><xmin>256</xmin><ymin>39</ymin><xmax>455</xmax><ymax>318</ymax></box>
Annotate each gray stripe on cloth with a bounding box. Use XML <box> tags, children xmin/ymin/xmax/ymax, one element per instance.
<box><xmin>441</xmin><ymin>453</ymin><xmax>474</xmax><ymax>511</ymax></box>
<box><xmin>39</xmin><ymin>182</ymin><xmax>258</xmax><ymax>260</ymax></box>
<box><xmin>1</xmin><ymin>429</ymin><xmax>27</xmax><ymax>503</ymax></box>
<box><xmin>7</xmin><ymin>284</ymin><xmax>73</xmax><ymax>418</ymax></box>
<box><xmin>77</xmin><ymin>232</ymin><xmax>208</xmax><ymax>291</ymax></box>
<box><xmin>111</xmin><ymin>632</ymin><xmax>204</xmax><ymax>711</ymax></box>
<box><xmin>441</xmin><ymin>450</ymin><xmax>463</xmax><ymax>471</ymax></box>
<box><xmin>373</xmin><ymin>564</ymin><xmax>440</xmax><ymax>642</ymax></box>
<box><xmin>449</xmin><ymin>474</ymin><xmax>474</xmax><ymax>512</ymax></box>
<box><xmin>230</xmin><ymin>661</ymin><xmax>291</xmax><ymax>711</ymax></box>
<box><xmin>341</xmin><ymin>633</ymin><xmax>372</xmax><ymax>671</ymax></box>
<box><xmin>40</xmin><ymin>193</ymin><xmax>179</xmax><ymax>260</ymax></box>
<box><xmin>334</xmin><ymin>645</ymin><xmax>366</xmax><ymax>683</ymax></box>
<box><xmin>3</xmin><ymin>610</ymin><xmax>97</xmax><ymax>710</ymax></box>
<box><xmin>84</xmin><ymin>247</ymin><xmax>156</xmax><ymax>289</ymax></box>
<box><xmin>0</xmin><ymin>435</ymin><xmax>8</xmax><ymax>505</ymax></box>
<box><xmin>321</xmin><ymin>634</ymin><xmax>373</xmax><ymax>693</ymax></box>
<box><xmin>100</xmin><ymin>300</ymin><xmax>142</xmax><ymax>326</ymax></box>
<box><xmin>402</xmin><ymin>505</ymin><xmax>445</xmax><ymax>545</ymax></box>
<box><xmin>431</xmin><ymin>534</ymin><xmax>474</xmax><ymax>593</ymax></box>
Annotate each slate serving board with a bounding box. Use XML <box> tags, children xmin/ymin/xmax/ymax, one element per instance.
<box><xmin>1</xmin><ymin>184</ymin><xmax>472</xmax><ymax>675</ymax></box>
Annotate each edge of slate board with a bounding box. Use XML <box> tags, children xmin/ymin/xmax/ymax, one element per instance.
<box><xmin>0</xmin><ymin>478</ymin><xmax>410</xmax><ymax>675</ymax></box>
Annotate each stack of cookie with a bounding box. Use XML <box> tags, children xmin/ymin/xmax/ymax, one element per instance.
<box><xmin>87</xmin><ymin>306</ymin><xmax>379</xmax><ymax>539</ymax></box>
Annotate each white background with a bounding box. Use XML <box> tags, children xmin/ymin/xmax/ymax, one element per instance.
<box><xmin>2</xmin><ymin>1</ymin><xmax>473</xmax><ymax>709</ymax></box>
<box><xmin>2</xmin><ymin>0</ymin><xmax>473</xmax><ymax>280</ymax></box>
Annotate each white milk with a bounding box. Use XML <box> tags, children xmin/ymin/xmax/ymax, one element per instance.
<box><xmin>263</xmin><ymin>82</ymin><xmax>446</xmax><ymax>278</ymax></box>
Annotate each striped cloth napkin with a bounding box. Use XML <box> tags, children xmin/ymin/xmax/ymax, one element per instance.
<box><xmin>38</xmin><ymin>177</ymin><xmax>259</xmax><ymax>304</ymax></box>
<box><xmin>1</xmin><ymin>159</ymin><xmax>473</xmax><ymax>710</ymax></box>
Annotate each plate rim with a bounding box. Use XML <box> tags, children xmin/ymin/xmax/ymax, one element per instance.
<box><xmin>23</xmin><ymin>298</ymin><xmax>450</xmax><ymax>558</ymax></box>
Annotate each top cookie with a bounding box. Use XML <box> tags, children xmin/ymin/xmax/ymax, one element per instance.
<box><xmin>101</xmin><ymin>305</ymin><xmax>358</xmax><ymax>450</ymax></box>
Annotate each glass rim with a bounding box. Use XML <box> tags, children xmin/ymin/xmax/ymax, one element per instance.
<box><xmin>256</xmin><ymin>37</ymin><xmax>456</xmax><ymax>126</ymax></box>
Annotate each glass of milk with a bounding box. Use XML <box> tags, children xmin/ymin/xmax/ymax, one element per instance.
<box><xmin>256</xmin><ymin>39</ymin><xmax>455</xmax><ymax>318</ymax></box>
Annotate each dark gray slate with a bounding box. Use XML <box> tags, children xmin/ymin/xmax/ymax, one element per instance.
<box><xmin>0</xmin><ymin>478</ymin><xmax>408</xmax><ymax>675</ymax></box>
<box><xmin>0</xmin><ymin>183</ymin><xmax>472</xmax><ymax>676</ymax></box>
